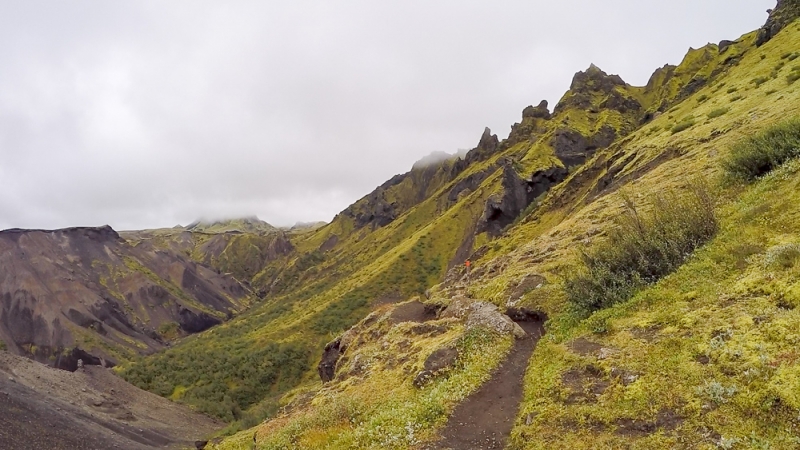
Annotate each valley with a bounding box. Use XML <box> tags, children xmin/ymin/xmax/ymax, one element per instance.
<box><xmin>2</xmin><ymin>2</ymin><xmax>800</xmax><ymax>449</ymax></box>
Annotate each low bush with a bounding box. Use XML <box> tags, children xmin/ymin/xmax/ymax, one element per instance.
<box><xmin>788</xmin><ymin>72</ymin><xmax>800</xmax><ymax>85</ymax></box>
<box><xmin>752</xmin><ymin>76</ymin><xmax>769</xmax><ymax>87</ymax></box>
<box><xmin>696</xmin><ymin>94</ymin><xmax>709</xmax><ymax>103</ymax></box>
<box><xmin>565</xmin><ymin>182</ymin><xmax>717</xmax><ymax>313</ymax></box>
<box><xmin>671</xmin><ymin>118</ymin><xmax>696</xmax><ymax>134</ymax></box>
<box><xmin>0</xmin><ymin>340</ymin><xmax>6</xmax><ymax>351</ymax></box>
<box><xmin>726</xmin><ymin>87</ymin><xmax>738</xmax><ymax>94</ymax></box>
<box><xmin>722</xmin><ymin>117</ymin><xmax>800</xmax><ymax>181</ymax></box>
<box><xmin>707</xmin><ymin>107</ymin><xmax>729</xmax><ymax>119</ymax></box>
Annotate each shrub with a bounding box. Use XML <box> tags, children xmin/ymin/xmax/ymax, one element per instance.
<box><xmin>788</xmin><ymin>72</ymin><xmax>800</xmax><ymax>85</ymax></box>
<box><xmin>730</xmin><ymin>95</ymin><xmax>743</xmax><ymax>102</ymax></box>
<box><xmin>722</xmin><ymin>117</ymin><xmax>800</xmax><ymax>180</ymax></box>
<box><xmin>789</xmin><ymin>53</ymin><xmax>799</xmax><ymax>61</ymax></box>
<box><xmin>781</xmin><ymin>52</ymin><xmax>792</xmax><ymax>60</ymax></box>
<box><xmin>726</xmin><ymin>87</ymin><xmax>738</xmax><ymax>94</ymax></box>
<box><xmin>565</xmin><ymin>182</ymin><xmax>717</xmax><ymax>313</ymax></box>
<box><xmin>671</xmin><ymin>118</ymin><xmax>696</xmax><ymax>134</ymax></box>
<box><xmin>696</xmin><ymin>94</ymin><xmax>709</xmax><ymax>103</ymax></box>
<box><xmin>0</xmin><ymin>340</ymin><xmax>6</xmax><ymax>351</ymax></box>
<box><xmin>752</xmin><ymin>76</ymin><xmax>769</xmax><ymax>87</ymax></box>
<box><xmin>707</xmin><ymin>108</ymin><xmax>729</xmax><ymax>119</ymax></box>
<box><xmin>766</xmin><ymin>89</ymin><xmax>778</xmax><ymax>95</ymax></box>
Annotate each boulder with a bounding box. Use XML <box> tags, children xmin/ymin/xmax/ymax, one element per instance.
<box><xmin>441</xmin><ymin>297</ymin><xmax>527</xmax><ymax>339</ymax></box>
<box><xmin>466</xmin><ymin>303</ymin><xmax>527</xmax><ymax>339</ymax></box>
<box><xmin>413</xmin><ymin>346</ymin><xmax>459</xmax><ymax>388</ymax></box>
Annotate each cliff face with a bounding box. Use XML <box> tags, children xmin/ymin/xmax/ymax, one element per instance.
<box><xmin>0</xmin><ymin>225</ymin><xmax>249</xmax><ymax>370</ymax></box>
<box><xmin>757</xmin><ymin>0</ymin><xmax>800</xmax><ymax>45</ymax></box>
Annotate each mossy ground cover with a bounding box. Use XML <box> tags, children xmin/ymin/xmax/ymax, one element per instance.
<box><xmin>511</xmin><ymin>157</ymin><xmax>800</xmax><ymax>449</ymax></box>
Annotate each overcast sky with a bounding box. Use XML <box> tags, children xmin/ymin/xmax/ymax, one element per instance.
<box><xmin>0</xmin><ymin>0</ymin><xmax>774</xmax><ymax>230</ymax></box>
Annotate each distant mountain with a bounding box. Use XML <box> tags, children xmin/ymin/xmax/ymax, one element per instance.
<box><xmin>0</xmin><ymin>225</ymin><xmax>250</xmax><ymax>370</ymax></box>
<box><xmin>184</xmin><ymin>216</ymin><xmax>277</xmax><ymax>234</ymax></box>
<box><xmin>285</xmin><ymin>221</ymin><xmax>328</xmax><ymax>232</ymax></box>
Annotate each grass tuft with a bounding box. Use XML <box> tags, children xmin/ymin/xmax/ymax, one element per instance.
<box><xmin>722</xmin><ymin>117</ymin><xmax>800</xmax><ymax>181</ymax></box>
<box><xmin>751</xmin><ymin>76</ymin><xmax>769</xmax><ymax>87</ymax></box>
<box><xmin>671</xmin><ymin>118</ymin><xmax>696</xmax><ymax>134</ymax></box>
<box><xmin>707</xmin><ymin>107</ymin><xmax>729</xmax><ymax>119</ymax></box>
<box><xmin>564</xmin><ymin>182</ymin><xmax>717</xmax><ymax>314</ymax></box>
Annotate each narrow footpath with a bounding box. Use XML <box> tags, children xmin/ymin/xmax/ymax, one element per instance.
<box><xmin>432</xmin><ymin>318</ymin><xmax>545</xmax><ymax>450</ymax></box>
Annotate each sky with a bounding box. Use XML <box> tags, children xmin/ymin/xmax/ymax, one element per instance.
<box><xmin>0</xmin><ymin>0</ymin><xmax>774</xmax><ymax>230</ymax></box>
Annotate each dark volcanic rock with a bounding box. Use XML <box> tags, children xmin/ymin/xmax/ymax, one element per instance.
<box><xmin>718</xmin><ymin>39</ymin><xmax>736</xmax><ymax>53</ymax></box>
<box><xmin>756</xmin><ymin>0</ymin><xmax>800</xmax><ymax>46</ymax></box>
<box><xmin>551</xmin><ymin>125</ymin><xmax>617</xmax><ymax>167</ymax></box>
<box><xmin>414</xmin><ymin>346</ymin><xmax>459</xmax><ymax>388</ymax></box>
<box><xmin>477</xmin><ymin>162</ymin><xmax>569</xmax><ymax>236</ymax></box>
<box><xmin>178</xmin><ymin>308</ymin><xmax>222</xmax><ymax>334</ymax></box>
<box><xmin>464</xmin><ymin>127</ymin><xmax>501</xmax><ymax>165</ymax></box>
<box><xmin>318</xmin><ymin>337</ymin><xmax>343</xmax><ymax>383</ymax></box>
<box><xmin>522</xmin><ymin>100</ymin><xmax>551</xmax><ymax>120</ymax></box>
<box><xmin>551</xmin><ymin>129</ymin><xmax>591</xmax><ymax>167</ymax></box>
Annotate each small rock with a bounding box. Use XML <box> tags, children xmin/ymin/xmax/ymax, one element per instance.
<box><xmin>597</xmin><ymin>347</ymin><xmax>618</xmax><ymax>360</ymax></box>
<box><xmin>413</xmin><ymin>370</ymin><xmax>434</xmax><ymax>388</ymax></box>
<box><xmin>194</xmin><ymin>440</ymin><xmax>208</xmax><ymax>450</ymax></box>
<box><xmin>8</xmin><ymin>377</ymin><xmax>15</xmax><ymax>383</ymax></box>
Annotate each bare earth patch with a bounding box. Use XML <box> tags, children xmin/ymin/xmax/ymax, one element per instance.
<box><xmin>0</xmin><ymin>351</ymin><xmax>221</xmax><ymax>450</ymax></box>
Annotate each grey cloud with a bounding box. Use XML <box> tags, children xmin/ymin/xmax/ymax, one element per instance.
<box><xmin>0</xmin><ymin>0</ymin><xmax>774</xmax><ymax>230</ymax></box>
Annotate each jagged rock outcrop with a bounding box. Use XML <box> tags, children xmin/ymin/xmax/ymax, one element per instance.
<box><xmin>555</xmin><ymin>64</ymin><xmax>629</xmax><ymax>114</ymax></box>
<box><xmin>756</xmin><ymin>0</ymin><xmax>800</xmax><ymax>46</ymax></box>
<box><xmin>464</xmin><ymin>127</ymin><xmax>501</xmax><ymax>165</ymax></box>
<box><xmin>339</xmin><ymin>127</ymin><xmax>502</xmax><ymax>231</ymax></box>
<box><xmin>477</xmin><ymin>162</ymin><xmax>569</xmax><ymax>236</ymax></box>
<box><xmin>522</xmin><ymin>100</ymin><xmax>551</xmax><ymax>120</ymax></box>
<box><xmin>551</xmin><ymin>125</ymin><xmax>617</xmax><ymax>167</ymax></box>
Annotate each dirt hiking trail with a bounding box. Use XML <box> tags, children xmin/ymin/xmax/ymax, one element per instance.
<box><xmin>430</xmin><ymin>318</ymin><xmax>545</xmax><ymax>449</ymax></box>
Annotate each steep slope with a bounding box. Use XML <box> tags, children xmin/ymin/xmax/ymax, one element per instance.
<box><xmin>210</xmin><ymin>10</ymin><xmax>800</xmax><ymax>450</ymax></box>
<box><xmin>0</xmin><ymin>225</ymin><xmax>250</xmax><ymax>370</ymax></box>
<box><xmin>0</xmin><ymin>350</ymin><xmax>221</xmax><ymax>449</ymax></box>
